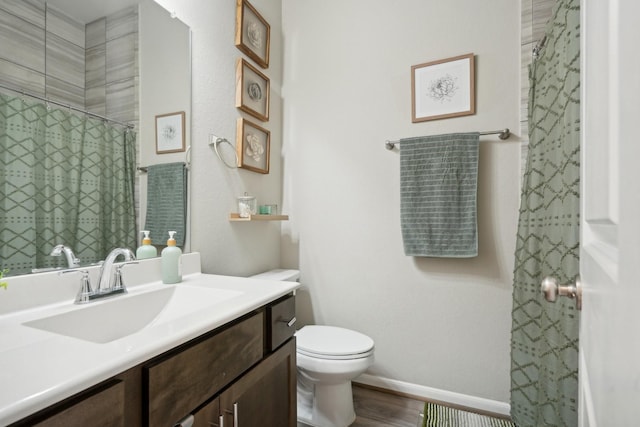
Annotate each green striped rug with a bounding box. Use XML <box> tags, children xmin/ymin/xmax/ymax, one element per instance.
<box><xmin>422</xmin><ymin>402</ymin><xmax>516</xmax><ymax>427</ymax></box>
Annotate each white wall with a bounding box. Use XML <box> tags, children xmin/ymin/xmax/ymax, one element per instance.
<box><xmin>281</xmin><ymin>0</ymin><xmax>520</xmax><ymax>403</ymax></box>
<box><xmin>155</xmin><ymin>0</ymin><xmax>520</xmax><ymax>406</ymax></box>
<box><xmin>153</xmin><ymin>0</ymin><xmax>284</xmax><ymax>276</ymax></box>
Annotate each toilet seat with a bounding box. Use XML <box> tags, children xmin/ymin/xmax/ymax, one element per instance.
<box><xmin>296</xmin><ymin>325</ymin><xmax>374</xmax><ymax>360</ymax></box>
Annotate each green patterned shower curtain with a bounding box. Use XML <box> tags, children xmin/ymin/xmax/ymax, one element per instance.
<box><xmin>510</xmin><ymin>0</ymin><xmax>580</xmax><ymax>426</ymax></box>
<box><xmin>0</xmin><ymin>93</ymin><xmax>137</xmax><ymax>275</ymax></box>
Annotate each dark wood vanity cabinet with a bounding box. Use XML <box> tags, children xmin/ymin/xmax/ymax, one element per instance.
<box><xmin>10</xmin><ymin>294</ymin><xmax>297</xmax><ymax>427</ymax></box>
<box><xmin>145</xmin><ymin>312</ymin><xmax>265</xmax><ymax>426</ymax></box>
<box><xmin>220</xmin><ymin>338</ymin><xmax>296</xmax><ymax>427</ymax></box>
<box><xmin>192</xmin><ymin>338</ymin><xmax>296</xmax><ymax>427</ymax></box>
<box><xmin>162</xmin><ymin>294</ymin><xmax>297</xmax><ymax>427</ymax></box>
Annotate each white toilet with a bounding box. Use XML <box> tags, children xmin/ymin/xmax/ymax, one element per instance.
<box><xmin>250</xmin><ymin>270</ymin><xmax>375</xmax><ymax>427</ymax></box>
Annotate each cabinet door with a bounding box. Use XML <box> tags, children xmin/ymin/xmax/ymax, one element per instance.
<box><xmin>221</xmin><ymin>338</ymin><xmax>296</xmax><ymax>427</ymax></box>
<box><xmin>145</xmin><ymin>313</ymin><xmax>264</xmax><ymax>426</ymax></box>
<box><xmin>267</xmin><ymin>295</ymin><xmax>296</xmax><ymax>351</ymax></box>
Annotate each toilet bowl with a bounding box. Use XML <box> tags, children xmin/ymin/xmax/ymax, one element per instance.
<box><xmin>249</xmin><ymin>270</ymin><xmax>375</xmax><ymax>427</ymax></box>
<box><xmin>296</xmin><ymin>325</ymin><xmax>374</xmax><ymax>427</ymax></box>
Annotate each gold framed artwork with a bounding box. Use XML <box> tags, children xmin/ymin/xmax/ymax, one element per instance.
<box><xmin>155</xmin><ymin>111</ymin><xmax>185</xmax><ymax>153</ymax></box>
<box><xmin>236</xmin><ymin>117</ymin><xmax>270</xmax><ymax>174</ymax></box>
<box><xmin>411</xmin><ymin>53</ymin><xmax>475</xmax><ymax>123</ymax></box>
<box><xmin>236</xmin><ymin>58</ymin><xmax>270</xmax><ymax>122</ymax></box>
<box><xmin>235</xmin><ymin>0</ymin><xmax>270</xmax><ymax>69</ymax></box>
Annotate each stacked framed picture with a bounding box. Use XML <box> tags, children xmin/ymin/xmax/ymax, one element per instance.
<box><xmin>235</xmin><ymin>0</ymin><xmax>272</xmax><ymax>174</ymax></box>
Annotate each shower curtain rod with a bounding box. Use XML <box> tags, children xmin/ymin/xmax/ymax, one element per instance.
<box><xmin>384</xmin><ymin>128</ymin><xmax>511</xmax><ymax>150</ymax></box>
<box><xmin>0</xmin><ymin>82</ymin><xmax>134</xmax><ymax>129</ymax></box>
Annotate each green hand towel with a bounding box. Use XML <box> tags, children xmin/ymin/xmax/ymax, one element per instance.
<box><xmin>144</xmin><ymin>162</ymin><xmax>187</xmax><ymax>247</ymax></box>
<box><xmin>400</xmin><ymin>133</ymin><xmax>479</xmax><ymax>257</ymax></box>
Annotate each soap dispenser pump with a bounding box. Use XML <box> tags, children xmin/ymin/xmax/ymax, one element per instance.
<box><xmin>161</xmin><ymin>231</ymin><xmax>182</xmax><ymax>284</ymax></box>
<box><xmin>136</xmin><ymin>230</ymin><xmax>158</xmax><ymax>259</ymax></box>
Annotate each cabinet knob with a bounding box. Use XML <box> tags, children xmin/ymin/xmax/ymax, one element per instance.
<box><xmin>281</xmin><ymin>316</ymin><xmax>297</xmax><ymax>328</ymax></box>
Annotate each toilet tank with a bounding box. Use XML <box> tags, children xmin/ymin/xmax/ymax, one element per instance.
<box><xmin>249</xmin><ymin>269</ymin><xmax>300</xmax><ymax>282</ymax></box>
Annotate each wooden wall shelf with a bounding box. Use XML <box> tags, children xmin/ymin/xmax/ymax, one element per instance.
<box><xmin>229</xmin><ymin>213</ymin><xmax>289</xmax><ymax>222</ymax></box>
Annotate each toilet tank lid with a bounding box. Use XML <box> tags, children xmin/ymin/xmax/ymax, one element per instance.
<box><xmin>249</xmin><ymin>269</ymin><xmax>300</xmax><ymax>282</ymax></box>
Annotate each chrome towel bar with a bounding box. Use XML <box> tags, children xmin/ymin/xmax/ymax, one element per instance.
<box><xmin>385</xmin><ymin>128</ymin><xmax>511</xmax><ymax>150</ymax></box>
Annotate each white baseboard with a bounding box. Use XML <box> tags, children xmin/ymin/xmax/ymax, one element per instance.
<box><xmin>354</xmin><ymin>373</ymin><xmax>511</xmax><ymax>417</ymax></box>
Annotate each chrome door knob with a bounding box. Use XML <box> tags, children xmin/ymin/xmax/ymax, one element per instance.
<box><xmin>541</xmin><ymin>276</ymin><xmax>582</xmax><ymax>311</ymax></box>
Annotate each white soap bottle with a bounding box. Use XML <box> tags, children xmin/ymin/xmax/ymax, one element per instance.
<box><xmin>136</xmin><ymin>230</ymin><xmax>158</xmax><ymax>259</ymax></box>
<box><xmin>161</xmin><ymin>231</ymin><xmax>182</xmax><ymax>284</ymax></box>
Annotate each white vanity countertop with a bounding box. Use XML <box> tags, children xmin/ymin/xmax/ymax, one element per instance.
<box><xmin>0</xmin><ymin>254</ymin><xmax>300</xmax><ymax>425</ymax></box>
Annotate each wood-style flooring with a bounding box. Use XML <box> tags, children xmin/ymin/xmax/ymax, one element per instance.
<box><xmin>351</xmin><ymin>384</ymin><xmax>425</xmax><ymax>427</ymax></box>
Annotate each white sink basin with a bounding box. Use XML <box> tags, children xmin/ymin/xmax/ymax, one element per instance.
<box><xmin>23</xmin><ymin>285</ymin><xmax>243</xmax><ymax>343</ymax></box>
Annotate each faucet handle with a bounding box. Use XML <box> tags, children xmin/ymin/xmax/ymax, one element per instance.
<box><xmin>112</xmin><ymin>262</ymin><xmax>139</xmax><ymax>293</ymax></box>
<box><xmin>60</xmin><ymin>269</ymin><xmax>93</xmax><ymax>304</ymax></box>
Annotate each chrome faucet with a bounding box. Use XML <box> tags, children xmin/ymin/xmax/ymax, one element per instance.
<box><xmin>96</xmin><ymin>248</ymin><xmax>136</xmax><ymax>295</ymax></box>
<box><xmin>60</xmin><ymin>248</ymin><xmax>136</xmax><ymax>304</ymax></box>
<box><xmin>50</xmin><ymin>244</ymin><xmax>81</xmax><ymax>268</ymax></box>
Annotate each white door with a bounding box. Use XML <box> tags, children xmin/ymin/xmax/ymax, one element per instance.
<box><xmin>579</xmin><ymin>0</ymin><xmax>640</xmax><ymax>425</ymax></box>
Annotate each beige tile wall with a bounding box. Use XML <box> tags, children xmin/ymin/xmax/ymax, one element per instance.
<box><xmin>0</xmin><ymin>0</ymin><xmax>138</xmax><ymax>126</ymax></box>
<box><xmin>86</xmin><ymin>6</ymin><xmax>139</xmax><ymax>125</ymax></box>
<box><xmin>0</xmin><ymin>1</ymin><xmax>47</xmax><ymax>96</ymax></box>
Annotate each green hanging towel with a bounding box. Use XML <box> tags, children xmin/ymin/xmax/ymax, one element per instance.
<box><xmin>144</xmin><ymin>162</ymin><xmax>188</xmax><ymax>247</ymax></box>
<box><xmin>400</xmin><ymin>132</ymin><xmax>480</xmax><ymax>257</ymax></box>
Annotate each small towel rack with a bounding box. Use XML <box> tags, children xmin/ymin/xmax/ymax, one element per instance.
<box><xmin>385</xmin><ymin>128</ymin><xmax>511</xmax><ymax>150</ymax></box>
<box><xmin>209</xmin><ymin>134</ymin><xmax>238</xmax><ymax>169</ymax></box>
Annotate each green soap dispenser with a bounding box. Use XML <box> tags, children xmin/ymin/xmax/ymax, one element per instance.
<box><xmin>136</xmin><ymin>230</ymin><xmax>158</xmax><ymax>259</ymax></box>
<box><xmin>161</xmin><ymin>231</ymin><xmax>182</xmax><ymax>284</ymax></box>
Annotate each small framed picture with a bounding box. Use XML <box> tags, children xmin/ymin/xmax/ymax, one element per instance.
<box><xmin>411</xmin><ymin>53</ymin><xmax>475</xmax><ymax>122</ymax></box>
<box><xmin>235</xmin><ymin>0</ymin><xmax>270</xmax><ymax>68</ymax></box>
<box><xmin>236</xmin><ymin>58</ymin><xmax>270</xmax><ymax>122</ymax></box>
<box><xmin>236</xmin><ymin>117</ymin><xmax>270</xmax><ymax>174</ymax></box>
<box><xmin>155</xmin><ymin>111</ymin><xmax>185</xmax><ymax>153</ymax></box>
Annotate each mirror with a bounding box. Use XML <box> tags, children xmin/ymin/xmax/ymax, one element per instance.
<box><xmin>0</xmin><ymin>0</ymin><xmax>191</xmax><ymax>276</ymax></box>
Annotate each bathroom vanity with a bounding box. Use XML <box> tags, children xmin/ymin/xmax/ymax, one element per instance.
<box><xmin>0</xmin><ymin>254</ymin><xmax>299</xmax><ymax>426</ymax></box>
